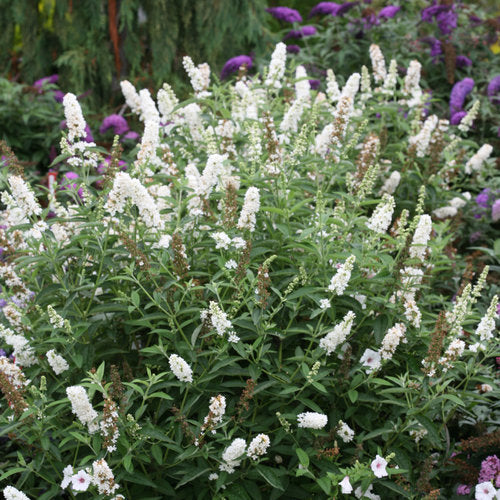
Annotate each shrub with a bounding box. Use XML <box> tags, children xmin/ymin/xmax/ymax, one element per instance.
<box><xmin>0</xmin><ymin>43</ymin><xmax>498</xmax><ymax>499</ymax></box>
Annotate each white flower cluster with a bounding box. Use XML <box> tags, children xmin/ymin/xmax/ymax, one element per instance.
<box><xmin>458</xmin><ymin>100</ymin><xmax>479</xmax><ymax>133</ymax></box>
<box><xmin>46</xmin><ymin>349</ymin><xmax>69</xmax><ymax>375</ymax></box>
<box><xmin>439</xmin><ymin>338</ymin><xmax>465</xmax><ymax>371</ymax></box>
<box><xmin>432</xmin><ymin>192</ymin><xmax>470</xmax><ymax>219</ymax></box>
<box><xmin>211</xmin><ymin>231</ymin><xmax>232</xmax><ymax>250</ymax></box>
<box><xmin>0</xmin><ymin>325</ymin><xmax>37</xmax><ymax>367</ymax></box>
<box><xmin>366</xmin><ymin>194</ymin><xmax>395</xmax><ymax>234</ymax></box>
<box><xmin>0</xmin><ymin>356</ymin><xmax>29</xmax><ymax>389</ymax></box>
<box><xmin>409</xmin><ymin>425</ymin><xmax>428</xmax><ymax>443</ymax></box>
<box><xmin>409</xmin><ymin>214</ymin><xmax>432</xmax><ymax>261</ymax></box>
<box><xmin>169</xmin><ymin>354</ymin><xmax>193</xmax><ymax>383</ymax></box>
<box><xmin>105</xmin><ymin>172</ymin><xmax>163</xmax><ymax>230</ymax></box>
<box><xmin>92</xmin><ymin>459</ymin><xmax>120</xmax><ymax>495</ymax></box>
<box><xmin>326</xmin><ymin>69</ymin><xmax>340</xmax><ymax>102</ymax></box>
<box><xmin>3</xmin><ymin>486</ymin><xmax>31</xmax><ymax>500</ymax></box>
<box><xmin>62</xmin><ymin>93</ymin><xmax>87</xmax><ymax>142</ymax></box>
<box><xmin>220</xmin><ymin>438</ymin><xmax>247</xmax><ymax>473</ymax></box>
<box><xmin>382</xmin><ymin>59</ymin><xmax>397</xmax><ymax>94</ymax></box>
<box><xmin>341</xmin><ymin>72</ymin><xmax>361</xmax><ymax>101</ymax></box>
<box><xmin>203</xmin><ymin>394</ymin><xmax>226</xmax><ymax>432</ymax></box>
<box><xmin>379</xmin><ymin>171</ymin><xmax>401</xmax><ymax>195</ymax></box>
<box><xmin>237</xmin><ymin>186</ymin><xmax>260</xmax><ymax>232</ymax></box>
<box><xmin>47</xmin><ymin>305</ymin><xmax>65</xmax><ymax>328</ymax></box>
<box><xmin>183</xmin><ymin>56</ymin><xmax>211</xmax><ymax>97</ymax></box>
<box><xmin>135</xmin><ymin>90</ymin><xmax>160</xmax><ymax>171</ymax></box>
<box><xmin>409</xmin><ymin>115</ymin><xmax>438</xmax><ymax>157</ymax></box>
<box><xmin>247</xmin><ymin>433</ymin><xmax>271</xmax><ymax>460</ymax></box>
<box><xmin>337</xmin><ymin>420</ymin><xmax>355</xmax><ymax>442</ymax></box>
<box><xmin>66</xmin><ymin>385</ymin><xmax>99</xmax><ymax>434</ymax></box>
<box><xmin>120</xmin><ymin>80</ymin><xmax>142</xmax><ymax>116</ymax></box>
<box><xmin>464</xmin><ymin>144</ymin><xmax>493</xmax><ymax>174</ymax></box>
<box><xmin>157</xmin><ymin>82</ymin><xmax>179</xmax><ymax>122</ymax></box>
<box><xmin>379</xmin><ymin>323</ymin><xmax>407</xmax><ymax>360</ymax></box>
<box><xmin>404</xmin><ymin>60</ymin><xmax>422</xmax><ymax>106</ymax></box>
<box><xmin>328</xmin><ymin>255</ymin><xmax>356</xmax><ymax>295</ymax></box>
<box><xmin>369</xmin><ymin>44</ymin><xmax>387</xmax><ymax>83</ymax></box>
<box><xmin>475</xmin><ymin>295</ymin><xmax>498</xmax><ymax>341</ymax></box>
<box><xmin>319</xmin><ymin>311</ymin><xmax>356</xmax><ymax>355</ymax></box>
<box><xmin>265</xmin><ymin>42</ymin><xmax>287</xmax><ymax>89</ymax></box>
<box><xmin>6</xmin><ymin>176</ymin><xmax>42</xmax><ymax>221</ymax></box>
<box><xmin>297</xmin><ymin>411</ymin><xmax>328</xmax><ymax>429</ymax></box>
<box><xmin>201</xmin><ymin>301</ymin><xmax>232</xmax><ymax>336</ymax></box>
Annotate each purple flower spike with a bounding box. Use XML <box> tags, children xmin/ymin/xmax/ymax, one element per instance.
<box><xmin>99</xmin><ymin>114</ymin><xmax>130</xmax><ymax>136</ymax></box>
<box><xmin>436</xmin><ymin>9</ymin><xmax>457</xmax><ymax>34</ymax></box>
<box><xmin>266</xmin><ymin>6</ymin><xmax>302</xmax><ymax>23</ymax></box>
<box><xmin>122</xmin><ymin>131</ymin><xmax>139</xmax><ymax>141</ymax></box>
<box><xmin>456</xmin><ymin>485</ymin><xmax>471</xmax><ymax>496</ymax></box>
<box><xmin>336</xmin><ymin>2</ymin><xmax>357</xmax><ymax>16</ymax></box>
<box><xmin>0</xmin><ymin>349</ymin><xmax>5</xmax><ymax>357</ymax></box>
<box><xmin>450</xmin><ymin>111</ymin><xmax>466</xmax><ymax>125</ymax></box>
<box><xmin>478</xmin><ymin>456</ymin><xmax>500</xmax><ymax>483</ymax></box>
<box><xmin>456</xmin><ymin>55</ymin><xmax>472</xmax><ymax>68</ymax></box>
<box><xmin>53</xmin><ymin>90</ymin><xmax>65</xmax><ymax>103</ymax></box>
<box><xmin>309</xmin><ymin>2</ymin><xmax>340</xmax><ymax>17</ymax></box>
<box><xmin>84</xmin><ymin>124</ymin><xmax>94</xmax><ymax>143</ymax></box>
<box><xmin>476</xmin><ymin>188</ymin><xmax>491</xmax><ymax>208</ymax></box>
<box><xmin>492</xmin><ymin>200</ymin><xmax>500</xmax><ymax>222</ymax></box>
<box><xmin>220</xmin><ymin>55</ymin><xmax>253</xmax><ymax>80</ymax></box>
<box><xmin>379</xmin><ymin>5</ymin><xmax>400</xmax><ymax>19</ymax></box>
<box><xmin>308</xmin><ymin>79</ymin><xmax>321</xmax><ymax>90</ymax></box>
<box><xmin>286</xmin><ymin>44</ymin><xmax>301</xmax><ymax>54</ymax></box>
<box><xmin>449</xmin><ymin>77</ymin><xmax>474</xmax><ymax>115</ymax></box>
<box><xmin>487</xmin><ymin>75</ymin><xmax>500</xmax><ymax>104</ymax></box>
<box><xmin>0</xmin><ymin>299</ymin><xmax>7</xmax><ymax>308</ymax></box>
<box><xmin>33</xmin><ymin>74</ymin><xmax>59</xmax><ymax>89</ymax></box>
<box><xmin>284</xmin><ymin>25</ymin><xmax>317</xmax><ymax>40</ymax></box>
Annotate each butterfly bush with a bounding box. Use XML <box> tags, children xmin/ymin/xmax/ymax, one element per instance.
<box><xmin>0</xmin><ymin>42</ymin><xmax>498</xmax><ymax>499</ymax></box>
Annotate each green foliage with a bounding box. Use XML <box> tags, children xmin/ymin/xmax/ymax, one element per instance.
<box><xmin>0</xmin><ymin>0</ymin><xmax>274</xmax><ymax>106</ymax></box>
<box><xmin>0</xmin><ymin>42</ymin><xmax>498</xmax><ymax>499</ymax></box>
<box><xmin>0</xmin><ymin>78</ymin><xmax>63</xmax><ymax>170</ymax></box>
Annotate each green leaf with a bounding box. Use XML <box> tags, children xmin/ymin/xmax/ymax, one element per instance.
<box><xmin>151</xmin><ymin>444</ymin><xmax>163</xmax><ymax>465</ymax></box>
<box><xmin>316</xmin><ymin>476</ymin><xmax>331</xmax><ymax>495</ymax></box>
<box><xmin>296</xmin><ymin>448</ymin><xmax>309</xmax><ymax>468</ymax></box>
<box><xmin>148</xmin><ymin>391</ymin><xmax>173</xmax><ymax>400</ymax></box>
<box><xmin>348</xmin><ymin>389</ymin><xmax>358</xmax><ymax>403</ymax></box>
<box><xmin>0</xmin><ymin>467</ymin><xmax>26</xmax><ymax>481</ymax></box>
<box><xmin>175</xmin><ymin>468</ymin><xmax>211</xmax><ymax>488</ymax></box>
<box><xmin>256</xmin><ymin>466</ymin><xmax>284</xmax><ymax>491</ymax></box>
<box><xmin>131</xmin><ymin>290</ymin><xmax>140</xmax><ymax>308</ymax></box>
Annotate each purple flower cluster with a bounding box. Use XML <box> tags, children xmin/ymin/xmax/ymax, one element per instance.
<box><xmin>378</xmin><ymin>5</ymin><xmax>400</xmax><ymax>19</ymax></box>
<box><xmin>220</xmin><ymin>55</ymin><xmax>253</xmax><ymax>80</ymax></box>
<box><xmin>478</xmin><ymin>455</ymin><xmax>500</xmax><ymax>487</ymax></box>
<box><xmin>456</xmin><ymin>485</ymin><xmax>471</xmax><ymax>496</ymax></box>
<box><xmin>421</xmin><ymin>37</ymin><xmax>442</xmax><ymax>63</ymax></box>
<box><xmin>308</xmin><ymin>1</ymin><xmax>357</xmax><ymax>18</ymax></box>
<box><xmin>421</xmin><ymin>2</ymin><xmax>457</xmax><ymax>35</ymax></box>
<box><xmin>266</xmin><ymin>6</ymin><xmax>302</xmax><ymax>23</ymax></box>
<box><xmin>449</xmin><ymin>77</ymin><xmax>474</xmax><ymax>117</ymax></box>
<box><xmin>60</xmin><ymin>172</ymin><xmax>83</xmax><ymax>199</ymax></box>
<box><xmin>456</xmin><ymin>55</ymin><xmax>472</xmax><ymax>68</ymax></box>
<box><xmin>287</xmin><ymin>44</ymin><xmax>301</xmax><ymax>54</ymax></box>
<box><xmin>474</xmin><ymin>188</ymin><xmax>500</xmax><ymax>222</ymax></box>
<box><xmin>284</xmin><ymin>26</ymin><xmax>317</xmax><ymax>40</ymax></box>
<box><xmin>99</xmin><ymin>114</ymin><xmax>129</xmax><ymax>136</ymax></box>
<box><xmin>487</xmin><ymin>75</ymin><xmax>500</xmax><ymax>105</ymax></box>
<box><xmin>33</xmin><ymin>74</ymin><xmax>59</xmax><ymax>90</ymax></box>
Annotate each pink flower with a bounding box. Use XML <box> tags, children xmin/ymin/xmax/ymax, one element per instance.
<box><xmin>370</xmin><ymin>454</ymin><xmax>388</xmax><ymax>478</ymax></box>
<box><xmin>339</xmin><ymin>476</ymin><xmax>353</xmax><ymax>494</ymax></box>
<box><xmin>475</xmin><ymin>481</ymin><xmax>496</xmax><ymax>500</ymax></box>
<box><xmin>71</xmin><ymin>470</ymin><xmax>92</xmax><ymax>492</ymax></box>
